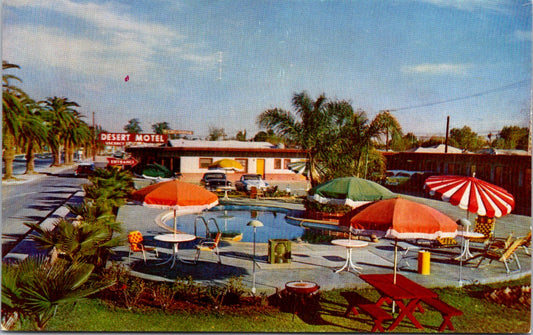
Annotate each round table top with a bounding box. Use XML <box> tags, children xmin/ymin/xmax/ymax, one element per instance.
<box><xmin>331</xmin><ymin>239</ymin><xmax>369</xmax><ymax>248</ymax></box>
<box><xmin>456</xmin><ymin>231</ymin><xmax>485</xmax><ymax>238</ymax></box>
<box><xmin>154</xmin><ymin>233</ymin><xmax>196</xmax><ymax>243</ymax></box>
<box><xmin>285</xmin><ymin>281</ymin><xmax>320</xmax><ymax>294</ymax></box>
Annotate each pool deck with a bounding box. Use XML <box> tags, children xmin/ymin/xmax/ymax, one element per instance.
<box><xmin>115</xmin><ymin>193</ymin><xmax>531</xmax><ymax>294</ymax></box>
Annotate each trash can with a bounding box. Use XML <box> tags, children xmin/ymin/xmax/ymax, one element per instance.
<box><xmin>417</xmin><ymin>250</ymin><xmax>431</xmax><ymax>275</ymax></box>
<box><xmin>268</xmin><ymin>239</ymin><xmax>292</xmax><ymax>264</ymax></box>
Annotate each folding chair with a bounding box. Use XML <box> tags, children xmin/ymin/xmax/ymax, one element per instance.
<box><xmin>128</xmin><ymin>231</ymin><xmax>158</xmax><ymax>263</ymax></box>
<box><xmin>194</xmin><ymin>231</ymin><xmax>222</xmax><ymax>264</ymax></box>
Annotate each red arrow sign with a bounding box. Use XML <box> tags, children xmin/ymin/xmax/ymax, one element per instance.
<box><xmin>107</xmin><ymin>157</ymin><xmax>139</xmax><ymax>167</ymax></box>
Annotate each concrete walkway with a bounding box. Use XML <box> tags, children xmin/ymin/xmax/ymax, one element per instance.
<box><xmin>115</xmin><ymin>192</ymin><xmax>531</xmax><ymax>295</ymax></box>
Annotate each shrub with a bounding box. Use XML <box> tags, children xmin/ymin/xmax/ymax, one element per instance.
<box><xmin>303</xmin><ymin>199</ymin><xmax>352</xmax><ymax>214</ymax></box>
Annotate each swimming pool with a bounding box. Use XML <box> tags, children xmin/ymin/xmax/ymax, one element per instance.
<box><xmin>162</xmin><ymin>206</ymin><xmax>306</xmax><ymax>243</ymax></box>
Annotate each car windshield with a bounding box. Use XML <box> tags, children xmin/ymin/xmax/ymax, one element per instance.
<box><xmin>243</xmin><ymin>175</ymin><xmax>260</xmax><ymax>180</ymax></box>
<box><xmin>206</xmin><ymin>173</ymin><xmax>225</xmax><ymax>179</ymax></box>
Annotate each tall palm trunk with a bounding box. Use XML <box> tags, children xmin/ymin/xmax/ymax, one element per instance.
<box><xmin>51</xmin><ymin>147</ymin><xmax>61</xmax><ymax>167</ymax></box>
<box><xmin>3</xmin><ymin>134</ymin><xmax>16</xmax><ymax>179</ymax></box>
<box><xmin>24</xmin><ymin>141</ymin><xmax>37</xmax><ymax>174</ymax></box>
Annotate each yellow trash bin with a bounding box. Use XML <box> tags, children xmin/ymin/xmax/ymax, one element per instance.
<box><xmin>418</xmin><ymin>250</ymin><xmax>431</xmax><ymax>275</ymax></box>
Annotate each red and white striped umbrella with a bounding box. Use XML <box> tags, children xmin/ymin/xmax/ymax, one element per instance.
<box><xmin>424</xmin><ymin>175</ymin><xmax>515</xmax><ymax>218</ymax></box>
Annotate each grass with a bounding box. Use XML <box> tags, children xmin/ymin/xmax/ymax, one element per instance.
<box><xmin>18</xmin><ymin>275</ymin><xmax>530</xmax><ymax>332</ymax></box>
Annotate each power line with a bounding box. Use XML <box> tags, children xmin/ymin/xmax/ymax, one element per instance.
<box><xmin>389</xmin><ymin>79</ymin><xmax>529</xmax><ymax>112</ymax></box>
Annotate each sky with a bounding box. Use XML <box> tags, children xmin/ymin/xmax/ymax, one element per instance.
<box><xmin>2</xmin><ymin>0</ymin><xmax>531</xmax><ymax>139</ymax></box>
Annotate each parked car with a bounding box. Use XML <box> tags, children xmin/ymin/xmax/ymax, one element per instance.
<box><xmin>235</xmin><ymin>174</ymin><xmax>269</xmax><ymax>192</ymax></box>
<box><xmin>74</xmin><ymin>162</ymin><xmax>95</xmax><ymax>177</ymax></box>
<box><xmin>200</xmin><ymin>172</ymin><xmax>232</xmax><ymax>191</ymax></box>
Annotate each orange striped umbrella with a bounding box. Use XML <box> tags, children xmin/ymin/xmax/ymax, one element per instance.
<box><xmin>131</xmin><ymin>180</ymin><xmax>219</xmax><ymax>234</ymax></box>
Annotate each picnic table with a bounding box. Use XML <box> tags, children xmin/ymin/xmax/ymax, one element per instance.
<box><xmin>359</xmin><ymin>273</ymin><xmax>438</xmax><ymax>331</ymax></box>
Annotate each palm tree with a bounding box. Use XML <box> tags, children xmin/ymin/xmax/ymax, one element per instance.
<box><xmin>124</xmin><ymin>118</ymin><xmax>142</xmax><ymax>134</ymax></box>
<box><xmin>257</xmin><ymin>91</ymin><xmax>345</xmax><ymax>186</ymax></box>
<box><xmin>63</xmin><ymin>118</ymin><xmax>92</xmax><ymax>165</ymax></box>
<box><xmin>336</xmin><ymin>109</ymin><xmax>402</xmax><ymax>178</ymax></box>
<box><xmin>41</xmin><ymin>97</ymin><xmax>80</xmax><ymax>167</ymax></box>
<box><xmin>2</xmin><ymin>256</ymin><xmax>114</xmax><ymax>330</ymax></box>
<box><xmin>25</xmin><ymin>217</ymin><xmax>121</xmax><ymax>269</ymax></box>
<box><xmin>21</xmin><ymin>99</ymin><xmax>48</xmax><ymax>174</ymax></box>
<box><xmin>152</xmin><ymin>122</ymin><xmax>170</xmax><ymax>134</ymax></box>
<box><xmin>2</xmin><ymin>61</ymin><xmax>27</xmax><ymax>179</ymax></box>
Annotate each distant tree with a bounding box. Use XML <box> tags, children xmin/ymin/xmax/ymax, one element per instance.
<box><xmin>421</xmin><ymin>136</ymin><xmax>445</xmax><ymax>147</ymax></box>
<box><xmin>235</xmin><ymin>130</ymin><xmax>247</xmax><ymax>141</ymax></box>
<box><xmin>449</xmin><ymin>126</ymin><xmax>485</xmax><ymax>151</ymax></box>
<box><xmin>152</xmin><ymin>122</ymin><xmax>170</xmax><ymax>135</ymax></box>
<box><xmin>494</xmin><ymin>126</ymin><xmax>529</xmax><ymax>150</ymax></box>
<box><xmin>401</xmin><ymin>132</ymin><xmax>420</xmax><ymax>150</ymax></box>
<box><xmin>252</xmin><ymin>129</ymin><xmax>282</xmax><ymax>145</ymax></box>
<box><xmin>124</xmin><ymin>119</ymin><xmax>142</xmax><ymax>134</ymax></box>
<box><xmin>208</xmin><ymin>127</ymin><xmax>226</xmax><ymax>141</ymax></box>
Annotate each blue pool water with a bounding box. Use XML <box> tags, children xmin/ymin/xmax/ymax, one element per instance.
<box><xmin>165</xmin><ymin>207</ymin><xmax>305</xmax><ymax>243</ymax></box>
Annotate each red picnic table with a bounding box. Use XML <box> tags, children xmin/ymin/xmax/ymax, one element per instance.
<box><xmin>359</xmin><ymin>273</ymin><xmax>438</xmax><ymax>331</ymax></box>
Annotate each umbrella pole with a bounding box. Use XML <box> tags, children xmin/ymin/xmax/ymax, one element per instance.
<box><xmin>459</xmin><ymin>212</ymin><xmax>470</xmax><ymax>286</ymax></box>
<box><xmin>392</xmin><ymin>240</ymin><xmax>398</xmax><ymax>314</ymax></box>
<box><xmin>173</xmin><ymin>209</ymin><xmax>177</xmax><ymax>237</ymax></box>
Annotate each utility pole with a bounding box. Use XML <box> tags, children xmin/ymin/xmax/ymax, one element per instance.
<box><xmin>444</xmin><ymin>116</ymin><xmax>450</xmax><ymax>153</ymax></box>
<box><xmin>92</xmin><ymin>111</ymin><xmax>96</xmax><ymax>162</ymax></box>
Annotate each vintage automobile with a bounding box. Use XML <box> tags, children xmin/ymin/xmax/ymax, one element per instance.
<box><xmin>74</xmin><ymin>162</ymin><xmax>95</xmax><ymax>177</ymax></box>
<box><xmin>235</xmin><ymin>174</ymin><xmax>269</xmax><ymax>192</ymax></box>
<box><xmin>200</xmin><ymin>172</ymin><xmax>232</xmax><ymax>191</ymax></box>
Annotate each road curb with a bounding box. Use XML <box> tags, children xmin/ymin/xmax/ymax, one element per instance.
<box><xmin>3</xmin><ymin>190</ymin><xmax>85</xmax><ymax>263</ymax></box>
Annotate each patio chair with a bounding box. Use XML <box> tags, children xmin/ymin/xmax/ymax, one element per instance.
<box><xmin>194</xmin><ymin>231</ymin><xmax>222</xmax><ymax>264</ymax></box>
<box><xmin>128</xmin><ymin>231</ymin><xmax>158</xmax><ymax>263</ymax></box>
<box><xmin>473</xmin><ymin>236</ymin><xmax>524</xmax><ymax>273</ymax></box>
<box><xmin>468</xmin><ymin>216</ymin><xmax>496</xmax><ymax>247</ymax></box>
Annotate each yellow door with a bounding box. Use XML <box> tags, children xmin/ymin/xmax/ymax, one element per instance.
<box><xmin>256</xmin><ymin>159</ymin><xmax>265</xmax><ymax>178</ymax></box>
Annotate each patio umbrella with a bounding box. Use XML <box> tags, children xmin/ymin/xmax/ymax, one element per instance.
<box><xmin>209</xmin><ymin>159</ymin><xmax>244</xmax><ymax>171</ymax></box>
<box><xmin>131</xmin><ymin>180</ymin><xmax>219</xmax><ymax>236</ymax></box>
<box><xmin>424</xmin><ymin>174</ymin><xmax>515</xmax><ymax>286</ymax></box>
<box><xmin>308</xmin><ymin>177</ymin><xmax>397</xmax><ymax>208</ymax></box>
<box><xmin>424</xmin><ymin>174</ymin><xmax>515</xmax><ymax>218</ymax></box>
<box><xmin>349</xmin><ymin>198</ymin><xmax>458</xmax><ymax>283</ymax></box>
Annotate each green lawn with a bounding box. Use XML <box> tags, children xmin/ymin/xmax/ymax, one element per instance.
<box><xmin>18</xmin><ymin>276</ymin><xmax>531</xmax><ymax>333</ymax></box>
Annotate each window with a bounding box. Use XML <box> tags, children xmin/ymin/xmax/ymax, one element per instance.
<box><xmin>284</xmin><ymin>159</ymin><xmax>291</xmax><ymax>170</ymax></box>
<box><xmin>199</xmin><ymin>158</ymin><xmax>213</xmax><ymax>169</ymax></box>
<box><xmin>235</xmin><ymin>158</ymin><xmax>248</xmax><ymax>173</ymax></box>
<box><xmin>274</xmin><ymin>159</ymin><xmax>282</xmax><ymax>169</ymax></box>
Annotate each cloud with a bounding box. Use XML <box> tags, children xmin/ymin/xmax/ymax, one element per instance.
<box><xmin>3</xmin><ymin>0</ymin><xmax>217</xmax><ymax>79</ymax></box>
<box><xmin>514</xmin><ymin>29</ymin><xmax>532</xmax><ymax>41</ymax></box>
<box><xmin>415</xmin><ymin>0</ymin><xmax>514</xmax><ymax>14</ymax></box>
<box><xmin>401</xmin><ymin>63</ymin><xmax>470</xmax><ymax>75</ymax></box>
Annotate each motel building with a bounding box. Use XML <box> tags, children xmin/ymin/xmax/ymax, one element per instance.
<box><xmin>126</xmin><ymin>139</ymin><xmax>308</xmax><ymax>183</ymax></box>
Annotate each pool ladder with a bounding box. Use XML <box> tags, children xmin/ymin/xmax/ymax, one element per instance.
<box><xmin>194</xmin><ymin>216</ymin><xmax>221</xmax><ymax>239</ymax></box>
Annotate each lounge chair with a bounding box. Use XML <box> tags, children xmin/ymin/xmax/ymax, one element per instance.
<box><xmin>520</xmin><ymin>231</ymin><xmax>531</xmax><ymax>255</ymax></box>
<box><xmin>473</xmin><ymin>236</ymin><xmax>524</xmax><ymax>273</ymax></box>
<box><xmin>128</xmin><ymin>231</ymin><xmax>159</xmax><ymax>263</ymax></box>
<box><xmin>434</xmin><ymin>237</ymin><xmax>459</xmax><ymax>248</ymax></box>
<box><xmin>194</xmin><ymin>231</ymin><xmax>222</xmax><ymax>264</ymax></box>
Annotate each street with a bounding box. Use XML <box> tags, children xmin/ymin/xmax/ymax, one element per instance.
<box><xmin>2</xmin><ymin>167</ymin><xmax>88</xmax><ymax>256</ymax></box>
